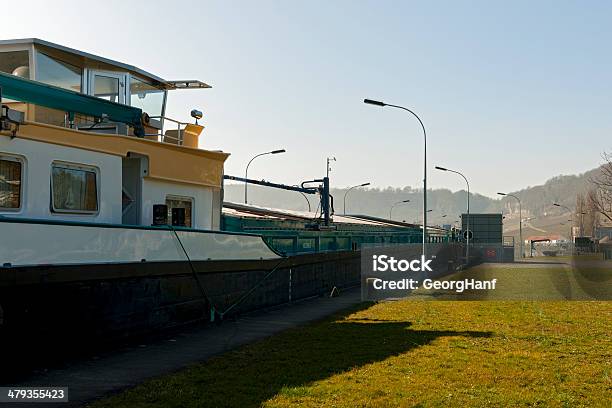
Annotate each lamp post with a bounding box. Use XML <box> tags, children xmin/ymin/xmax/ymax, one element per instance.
<box><xmin>580</xmin><ymin>211</ymin><xmax>587</xmax><ymax>237</ymax></box>
<box><xmin>499</xmin><ymin>192</ymin><xmax>522</xmax><ymax>258</ymax></box>
<box><xmin>294</xmin><ymin>186</ymin><xmax>311</xmax><ymax>212</ymax></box>
<box><xmin>365</xmin><ymin>98</ymin><xmax>428</xmax><ymax>257</ymax></box>
<box><xmin>553</xmin><ymin>203</ymin><xmax>573</xmax><ymax>242</ymax></box>
<box><xmin>414</xmin><ymin>209</ymin><xmax>433</xmax><ymax>223</ymax></box>
<box><xmin>438</xmin><ymin>214</ymin><xmax>448</xmax><ymax>228</ymax></box>
<box><xmin>389</xmin><ymin>200</ymin><xmax>410</xmax><ymax>220</ymax></box>
<box><xmin>343</xmin><ymin>182</ymin><xmax>370</xmax><ymax>214</ymax></box>
<box><xmin>244</xmin><ymin>149</ymin><xmax>285</xmax><ymax>204</ymax></box>
<box><xmin>436</xmin><ymin>166</ymin><xmax>470</xmax><ymax>264</ymax></box>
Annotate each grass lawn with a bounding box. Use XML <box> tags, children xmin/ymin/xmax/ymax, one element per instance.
<box><xmin>90</xmin><ymin>298</ymin><xmax>611</xmax><ymax>407</ymax></box>
<box><xmin>405</xmin><ymin>260</ymin><xmax>612</xmax><ymax>301</ymax></box>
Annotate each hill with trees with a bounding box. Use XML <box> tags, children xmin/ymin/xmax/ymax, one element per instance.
<box><xmin>223</xmin><ymin>167</ymin><xmax>600</xmax><ymax>227</ymax></box>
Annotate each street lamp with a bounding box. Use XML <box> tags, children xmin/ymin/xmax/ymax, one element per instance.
<box><xmin>365</xmin><ymin>98</ymin><xmax>428</xmax><ymax>257</ymax></box>
<box><xmin>294</xmin><ymin>185</ymin><xmax>311</xmax><ymax>212</ymax></box>
<box><xmin>343</xmin><ymin>182</ymin><xmax>371</xmax><ymax>214</ymax></box>
<box><xmin>244</xmin><ymin>149</ymin><xmax>286</xmax><ymax>204</ymax></box>
<box><xmin>389</xmin><ymin>199</ymin><xmax>410</xmax><ymax>220</ymax></box>
<box><xmin>553</xmin><ymin>203</ymin><xmax>573</xmax><ymax>241</ymax></box>
<box><xmin>579</xmin><ymin>211</ymin><xmax>587</xmax><ymax>237</ymax></box>
<box><xmin>436</xmin><ymin>165</ymin><xmax>471</xmax><ymax>264</ymax></box>
<box><xmin>414</xmin><ymin>209</ymin><xmax>433</xmax><ymax>223</ymax></box>
<box><xmin>499</xmin><ymin>192</ymin><xmax>523</xmax><ymax>258</ymax></box>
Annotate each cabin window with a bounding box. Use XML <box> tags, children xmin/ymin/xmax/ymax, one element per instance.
<box><xmin>0</xmin><ymin>51</ymin><xmax>30</xmax><ymax>78</ymax></box>
<box><xmin>129</xmin><ymin>77</ymin><xmax>165</xmax><ymax>117</ymax></box>
<box><xmin>51</xmin><ymin>163</ymin><xmax>98</xmax><ymax>214</ymax></box>
<box><xmin>0</xmin><ymin>156</ymin><xmax>23</xmax><ymax>210</ymax></box>
<box><xmin>92</xmin><ymin>74</ymin><xmax>121</xmax><ymax>103</ymax></box>
<box><xmin>35</xmin><ymin>52</ymin><xmax>82</xmax><ymax>92</ymax></box>
<box><xmin>166</xmin><ymin>196</ymin><xmax>193</xmax><ymax>228</ymax></box>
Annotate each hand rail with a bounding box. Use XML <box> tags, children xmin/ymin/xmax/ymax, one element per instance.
<box><xmin>148</xmin><ymin>115</ymin><xmax>191</xmax><ymax>145</ymax></box>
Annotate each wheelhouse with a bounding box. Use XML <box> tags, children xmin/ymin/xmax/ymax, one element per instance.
<box><xmin>0</xmin><ymin>38</ymin><xmax>227</xmax><ymax>230</ymax></box>
<box><xmin>0</xmin><ymin>38</ymin><xmax>210</xmax><ymax>138</ymax></box>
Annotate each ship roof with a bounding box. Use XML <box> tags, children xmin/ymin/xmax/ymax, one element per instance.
<box><xmin>0</xmin><ymin>38</ymin><xmax>210</xmax><ymax>90</ymax></box>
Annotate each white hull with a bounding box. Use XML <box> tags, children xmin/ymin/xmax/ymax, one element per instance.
<box><xmin>0</xmin><ymin>218</ymin><xmax>280</xmax><ymax>267</ymax></box>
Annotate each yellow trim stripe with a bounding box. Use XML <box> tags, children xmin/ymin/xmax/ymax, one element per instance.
<box><xmin>1</xmin><ymin>121</ymin><xmax>229</xmax><ymax>188</ymax></box>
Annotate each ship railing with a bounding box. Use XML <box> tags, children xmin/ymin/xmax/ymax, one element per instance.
<box><xmin>145</xmin><ymin>115</ymin><xmax>189</xmax><ymax>146</ymax></box>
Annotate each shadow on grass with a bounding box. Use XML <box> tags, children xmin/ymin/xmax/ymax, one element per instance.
<box><xmin>102</xmin><ymin>304</ymin><xmax>492</xmax><ymax>408</ymax></box>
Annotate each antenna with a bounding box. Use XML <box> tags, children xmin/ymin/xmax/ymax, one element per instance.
<box><xmin>326</xmin><ymin>156</ymin><xmax>336</xmax><ymax>179</ymax></box>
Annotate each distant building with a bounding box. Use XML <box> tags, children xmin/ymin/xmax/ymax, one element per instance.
<box><xmin>526</xmin><ymin>234</ymin><xmax>563</xmax><ymax>244</ymax></box>
<box><xmin>595</xmin><ymin>225</ymin><xmax>612</xmax><ymax>241</ymax></box>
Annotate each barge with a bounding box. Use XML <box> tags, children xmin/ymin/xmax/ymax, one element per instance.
<box><xmin>0</xmin><ymin>39</ymin><xmax>445</xmax><ymax>346</ymax></box>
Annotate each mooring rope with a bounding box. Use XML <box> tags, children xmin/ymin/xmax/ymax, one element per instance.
<box><xmin>170</xmin><ymin>225</ymin><xmax>290</xmax><ymax>323</ymax></box>
<box><xmin>169</xmin><ymin>225</ymin><xmax>216</xmax><ymax>322</ymax></box>
<box><xmin>218</xmin><ymin>257</ymin><xmax>289</xmax><ymax>320</ymax></box>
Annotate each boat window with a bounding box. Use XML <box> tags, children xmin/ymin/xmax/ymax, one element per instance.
<box><xmin>35</xmin><ymin>52</ymin><xmax>82</xmax><ymax>92</ymax></box>
<box><xmin>0</xmin><ymin>51</ymin><xmax>30</xmax><ymax>78</ymax></box>
<box><xmin>130</xmin><ymin>77</ymin><xmax>165</xmax><ymax>117</ymax></box>
<box><xmin>166</xmin><ymin>196</ymin><xmax>193</xmax><ymax>227</ymax></box>
<box><xmin>92</xmin><ymin>75</ymin><xmax>121</xmax><ymax>103</ymax></box>
<box><xmin>0</xmin><ymin>156</ymin><xmax>23</xmax><ymax>210</ymax></box>
<box><xmin>51</xmin><ymin>163</ymin><xmax>98</xmax><ymax>214</ymax></box>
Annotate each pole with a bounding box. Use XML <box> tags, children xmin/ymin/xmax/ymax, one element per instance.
<box><xmin>244</xmin><ymin>150</ymin><xmax>285</xmax><ymax>204</ymax></box>
<box><xmin>519</xmin><ymin>199</ymin><xmax>523</xmax><ymax>258</ymax></box>
<box><xmin>343</xmin><ymin>182</ymin><xmax>370</xmax><ymax>214</ymax></box>
<box><xmin>554</xmin><ymin>203</ymin><xmax>573</xmax><ymax>243</ymax></box>
<box><xmin>507</xmin><ymin>194</ymin><xmax>523</xmax><ymax>258</ymax></box>
<box><xmin>245</xmin><ymin>152</ymin><xmax>269</xmax><ymax>204</ymax></box>
<box><xmin>297</xmin><ymin>189</ymin><xmax>311</xmax><ymax>211</ymax></box>
<box><xmin>364</xmin><ymin>100</ymin><xmax>427</xmax><ymax>258</ymax></box>
<box><xmin>466</xmin><ymin>181</ymin><xmax>470</xmax><ymax>263</ymax></box>
<box><xmin>386</xmin><ymin>104</ymin><xmax>426</xmax><ymax>257</ymax></box>
<box><xmin>500</xmin><ymin>193</ymin><xmax>522</xmax><ymax>258</ymax></box>
<box><xmin>389</xmin><ymin>200</ymin><xmax>410</xmax><ymax>220</ymax></box>
<box><xmin>326</xmin><ymin>157</ymin><xmax>336</xmax><ymax>180</ymax></box>
<box><xmin>435</xmin><ymin>167</ymin><xmax>470</xmax><ymax>264</ymax></box>
<box><xmin>343</xmin><ymin>187</ymin><xmax>353</xmax><ymax>215</ymax></box>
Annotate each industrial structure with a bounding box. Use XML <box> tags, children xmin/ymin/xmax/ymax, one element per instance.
<box><xmin>461</xmin><ymin>213</ymin><xmax>514</xmax><ymax>262</ymax></box>
<box><xmin>223</xmin><ymin>202</ymin><xmax>450</xmax><ymax>255</ymax></box>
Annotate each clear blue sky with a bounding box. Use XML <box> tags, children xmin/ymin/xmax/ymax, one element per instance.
<box><xmin>5</xmin><ymin>1</ymin><xmax>612</xmax><ymax>197</ymax></box>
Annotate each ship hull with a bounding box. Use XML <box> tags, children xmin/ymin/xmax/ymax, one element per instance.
<box><xmin>0</xmin><ymin>217</ymin><xmax>359</xmax><ymax>346</ymax></box>
<box><xmin>0</xmin><ymin>252</ymin><xmax>359</xmax><ymax>340</ymax></box>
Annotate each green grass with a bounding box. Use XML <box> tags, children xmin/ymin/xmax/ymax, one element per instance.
<box><xmin>90</xmin><ymin>299</ymin><xmax>612</xmax><ymax>408</ymax></box>
<box><xmin>405</xmin><ymin>261</ymin><xmax>612</xmax><ymax>301</ymax></box>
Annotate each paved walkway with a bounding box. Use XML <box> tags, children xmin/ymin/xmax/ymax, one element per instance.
<box><xmin>14</xmin><ymin>288</ymin><xmax>361</xmax><ymax>407</ymax></box>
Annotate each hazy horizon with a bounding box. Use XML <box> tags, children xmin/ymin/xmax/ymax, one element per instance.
<box><xmin>225</xmin><ymin>160</ymin><xmax>600</xmax><ymax>200</ymax></box>
<box><xmin>5</xmin><ymin>0</ymin><xmax>611</xmax><ymax>197</ymax></box>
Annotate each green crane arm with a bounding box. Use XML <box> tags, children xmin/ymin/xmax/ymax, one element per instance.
<box><xmin>0</xmin><ymin>71</ymin><xmax>144</xmax><ymax>136</ymax></box>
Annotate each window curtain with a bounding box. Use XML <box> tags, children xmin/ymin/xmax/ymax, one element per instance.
<box><xmin>52</xmin><ymin>166</ymin><xmax>97</xmax><ymax>211</ymax></box>
<box><xmin>0</xmin><ymin>160</ymin><xmax>21</xmax><ymax>209</ymax></box>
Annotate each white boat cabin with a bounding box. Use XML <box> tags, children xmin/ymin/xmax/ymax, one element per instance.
<box><xmin>0</xmin><ymin>39</ymin><xmax>227</xmax><ymax>231</ymax></box>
